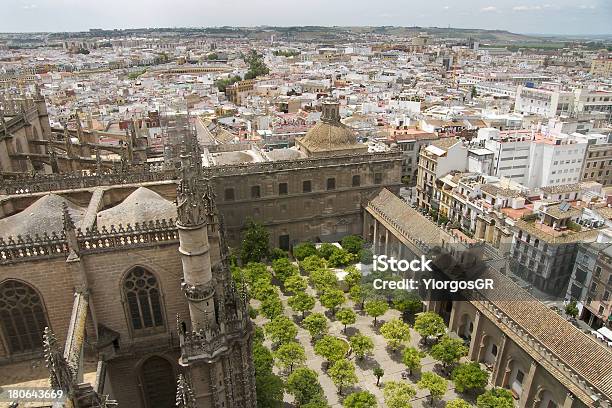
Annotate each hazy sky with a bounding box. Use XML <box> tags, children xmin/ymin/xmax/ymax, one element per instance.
<box><xmin>3</xmin><ymin>0</ymin><xmax>611</xmax><ymax>35</ymax></box>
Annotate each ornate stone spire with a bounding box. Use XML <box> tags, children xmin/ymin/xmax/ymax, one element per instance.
<box><xmin>175</xmin><ymin>374</ymin><xmax>196</xmax><ymax>408</ymax></box>
<box><xmin>176</xmin><ymin>122</ymin><xmax>216</xmax><ymax>228</ymax></box>
<box><xmin>43</xmin><ymin>327</ymin><xmax>74</xmax><ymax>392</ymax></box>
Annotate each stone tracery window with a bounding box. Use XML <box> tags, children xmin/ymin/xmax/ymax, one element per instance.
<box><xmin>0</xmin><ymin>280</ymin><xmax>49</xmax><ymax>354</ymax></box>
<box><xmin>123</xmin><ymin>267</ymin><xmax>165</xmax><ymax>333</ymax></box>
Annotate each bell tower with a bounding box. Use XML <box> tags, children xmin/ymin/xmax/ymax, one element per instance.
<box><xmin>175</xmin><ymin>123</ymin><xmax>256</xmax><ymax>408</ymax></box>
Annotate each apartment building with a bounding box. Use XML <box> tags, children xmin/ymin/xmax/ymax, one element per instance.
<box><xmin>581</xmin><ymin>138</ymin><xmax>612</xmax><ymax>186</ymax></box>
<box><xmin>574</xmin><ymin>89</ymin><xmax>612</xmax><ymax>116</ymax></box>
<box><xmin>511</xmin><ymin>197</ymin><xmax>603</xmax><ymax>295</ymax></box>
<box><xmin>387</xmin><ymin>128</ymin><xmax>438</xmax><ymax>185</ymax></box>
<box><xmin>525</xmin><ymin>132</ymin><xmax>588</xmax><ymax>189</ymax></box>
<box><xmin>514</xmin><ymin>84</ymin><xmax>574</xmax><ymax>118</ymax></box>
<box><xmin>590</xmin><ymin>54</ymin><xmax>612</xmax><ymax>77</ymax></box>
<box><xmin>479</xmin><ymin>128</ymin><xmax>533</xmax><ymax>184</ymax></box>
<box><xmin>416</xmin><ymin>138</ymin><xmax>467</xmax><ymax>211</ymax></box>
<box><xmin>566</xmin><ymin>237</ymin><xmax>612</xmax><ymax>329</ymax></box>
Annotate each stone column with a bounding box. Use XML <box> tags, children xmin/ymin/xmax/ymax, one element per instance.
<box><xmin>384</xmin><ymin>229</ymin><xmax>389</xmax><ymax>255</ymax></box>
<box><xmin>492</xmin><ymin>334</ymin><xmax>507</xmax><ymax>386</ymax></box>
<box><xmin>448</xmin><ymin>302</ymin><xmax>458</xmax><ymax>333</ymax></box>
<box><xmin>468</xmin><ymin>312</ymin><xmax>482</xmax><ymax>360</ymax></box>
<box><xmin>518</xmin><ymin>361</ymin><xmax>538</xmax><ymax>408</ymax></box>
<box><xmin>373</xmin><ymin>219</ymin><xmax>378</xmax><ymax>254</ymax></box>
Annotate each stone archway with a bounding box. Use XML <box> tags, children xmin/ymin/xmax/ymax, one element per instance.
<box><xmin>139</xmin><ymin>355</ymin><xmax>176</xmax><ymax>408</ymax></box>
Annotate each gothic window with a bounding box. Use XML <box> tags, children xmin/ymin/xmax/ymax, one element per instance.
<box><xmin>224</xmin><ymin>188</ymin><xmax>235</xmax><ymax>201</ymax></box>
<box><xmin>326</xmin><ymin>177</ymin><xmax>336</xmax><ymax>190</ymax></box>
<box><xmin>352</xmin><ymin>175</ymin><xmax>361</xmax><ymax>187</ymax></box>
<box><xmin>0</xmin><ymin>280</ymin><xmax>48</xmax><ymax>355</ymax></box>
<box><xmin>140</xmin><ymin>356</ymin><xmax>176</xmax><ymax>408</ymax></box>
<box><xmin>123</xmin><ymin>268</ymin><xmax>165</xmax><ymax>333</ymax></box>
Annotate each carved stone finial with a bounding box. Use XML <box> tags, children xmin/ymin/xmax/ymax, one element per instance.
<box><xmin>176</xmin><ymin>374</ymin><xmax>196</xmax><ymax>408</ymax></box>
<box><xmin>175</xmin><ymin>122</ymin><xmax>217</xmax><ymax>228</ymax></box>
<box><xmin>43</xmin><ymin>327</ymin><xmax>73</xmax><ymax>392</ymax></box>
<box><xmin>62</xmin><ymin>202</ymin><xmax>75</xmax><ymax>231</ymax></box>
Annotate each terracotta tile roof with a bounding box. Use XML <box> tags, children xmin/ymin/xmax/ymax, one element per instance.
<box><xmin>368</xmin><ymin>188</ymin><xmax>442</xmax><ymax>245</ymax></box>
<box><xmin>367</xmin><ymin>189</ymin><xmax>612</xmax><ymax>401</ymax></box>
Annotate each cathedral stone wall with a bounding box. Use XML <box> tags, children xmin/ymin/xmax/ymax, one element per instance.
<box><xmin>82</xmin><ymin>245</ymin><xmax>187</xmax><ymax>347</ymax></box>
<box><xmin>0</xmin><ymin>257</ymin><xmax>75</xmax><ymax>362</ymax></box>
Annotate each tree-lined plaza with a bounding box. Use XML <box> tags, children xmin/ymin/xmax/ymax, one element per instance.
<box><xmin>235</xmin><ymin>222</ymin><xmax>514</xmax><ymax>407</ymax></box>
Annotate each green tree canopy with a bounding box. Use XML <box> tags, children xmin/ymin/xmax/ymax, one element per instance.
<box><xmin>303</xmin><ymin>312</ymin><xmax>329</xmax><ymax>339</ymax></box>
<box><xmin>392</xmin><ymin>291</ymin><xmax>422</xmax><ymax>316</ymax></box>
<box><xmin>328</xmin><ymin>247</ymin><xmax>355</xmax><ymax>267</ymax></box>
<box><xmin>344</xmin><ymin>266</ymin><xmax>362</xmax><ymax>289</ymax></box>
<box><xmin>328</xmin><ymin>360</ymin><xmax>358</xmax><ymax>395</ymax></box>
<box><xmin>320</xmin><ymin>288</ymin><xmax>345</xmax><ymax>315</ymax></box>
<box><xmin>349</xmin><ymin>333</ymin><xmax>374</xmax><ymax>360</ymax></box>
<box><xmin>264</xmin><ymin>315</ymin><xmax>298</xmax><ymax>345</ymax></box>
<box><xmin>314</xmin><ymin>335</ymin><xmax>349</xmax><ymax>365</ymax></box>
<box><xmin>286</xmin><ymin>367</ymin><xmax>325</xmax><ymax>406</ymax></box>
<box><xmin>251</xmin><ymin>280</ymin><xmax>277</xmax><ymax>302</ymax></box>
<box><xmin>318</xmin><ymin>243</ymin><xmax>338</xmax><ymax>260</ymax></box>
<box><xmin>476</xmin><ymin>388</ymin><xmax>514</xmax><ymax>408</ymax></box>
<box><xmin>260</xmin><ymin>294</ymin><xmax>283</xmax><ymax>320</ymax></box>
<box><xmin>215</xmin><ymin>75</ymin><xmax>242</xmax><ymax>93</ymax></box>
<box><xmin>269</xmin><ymin>247</ymin><xmax>288</xmax><ymax>260</ymax></box>
<box><xmin>293</xmin><ymin>242</ymin><xmax>318</xmax><ymax>260</ymax></box>
<box><xmin>380</xmin><ymin>318</ymin><xmax>411</xmax><ymax>351</ymax></box>
<box><xmin>446</xmin><ymin>399</ymin><xmax>472</xmax><ymax>408</ymax></box>
<box><xmin>402</xmin><ymin>346</ymin><xmax>425</xmax><ymax>375</ymax></box>
<box><xmin>342</xmin><ymin>391</ymin><xmax>377</xmax><ymax>408</ymax></box>
<box><xmin>565</xmin><ymin>300</ymin><xmax>579</xmax><ymax>318</ymax></box>
<box><xmin>301</xmin><ymin>255</ymin><xmax>328</xmax><ymax>274</ymax></box>
<box><xmin>310</xmin><ymin>268</ymin><xmax>338</xmax><ymax>292</ymax></box>
<box><xmin>288</xmin><ymin>292</ymin><xmax>316</xmax><ymax>318</ymax></box>
<box><xmin>284</xmin><ymin>274</ymin><xmax>307</xmax><ymax>294</ymax></box>
<box><xmin>240</xmin><ymin>219</ymin><xmax>270</xmax><ymax>263</ymax></box>
<box><xmin>452</xmin><ymin>362</ymin><xmax>489</xmax><ymax>394</ymax></box>
<box><xmin>413</xmin><ymin>312</ymin><xmax>447</xmax><ymax>338</ymax></box>
<box><xmin>272</xmin><ymin>257</ymin><xmax>299</xmax><ymax>283</ymax></box>
<box><xmin>256</xmin><ymin>372</ymin><xmax>284</xmax><ymax>408</ymax></box>
<box><xmin>244</xmin><ymin>48</ymin><xmax>270</xmax><ymax>79</ymax></box>
<box><xmin>336</xmin><ymin>308</ymin><xmax>357</xmax><ymax>333</ymax></box>
<box><xmin>253</xmin><ymin>339</ymin><xmax>284</xmax><ymax>408</ymax></box>
<box><xmin>383</xmin><ymin>381</ymin><xmax>416</xmax><ymax>408</ymax></box>
<box><xmin>253</xmin><ymin>341</ymin><xmax>273</xmax><ymax>375</ymax></box>
<box><xmin>364</xmin><ymin>300</ymin><xmax>389</xmax><ymax>326</ymax></box>
<box><xmin>341</xmin><ymin>235</ymin><xmax>365</xmax><ymax>254</ymax></box>
<box><xmin>242</xmin><ymin>262</ymin><xmax>271</xmax><ymax>287</ymax></box>
<box><xmin>274</xmin><ymin>341</ymin><xmax>306</xmax><ymax>373</ymax></box>
<box><xmin>349</xmin><ymin>284</ymin><xmax>375</xmax><ymax>310</ymax></box>
<box><xmin>430</xmin><ymin>336</ymin><xmax>469</xmax><ymax>369</ymax></box>
<box><xmin>417</xmin><ymin>372</ymin><xmax>447</xmax><ymax>403</ymax></box>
